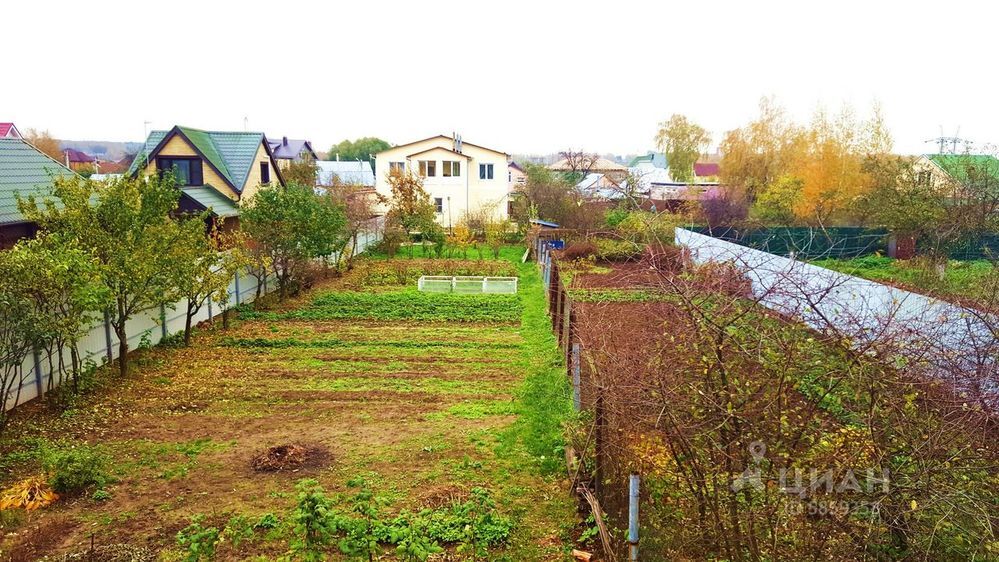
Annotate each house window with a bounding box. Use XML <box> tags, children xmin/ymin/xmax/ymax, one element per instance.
<box><xmin>434</xmin><ymin>197</ymin><xmax>443</xmax><ymax>213</ymax></box>
<box><xmin>419</xmin><ymin>160</ymin><xmax>436</xmax><ymax>177</ymax></box>
<box><xmin>917</xmin><ymin>170</ymin><xmax>932</xmax><ymax>186</ymax></box>
<box><xmin>389</xmin><ymin>161</ymin><xmax>405</xmax><ymax>174</ymax></box>
<box><xmin>479</xmin><ymin>163</ymin><xmax>494</xmax><ymax>180</ymax></box>
<box><xmin>260</xmin><ymin>161</ymin><xmax>271</xmax><ymax>184</ymax></box>
<box><xmin>156</xmin><ymin>157</ymin><xmax>203</xmax><ymax>186</ymax></box>
<box><xmin>443</xmin><ymin>161</ymin><xmax>461</xmax><ymax>177</ymax></box>
<box><xmin>508</xmin><ymin>170</ymin><xmax>512</xmax><ymax>182</ymax></box>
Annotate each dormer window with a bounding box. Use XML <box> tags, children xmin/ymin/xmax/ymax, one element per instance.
<box><xmin>157</xmin><ymin>157</ymin><xmax>203</xmax><ymax>186</ymax></box>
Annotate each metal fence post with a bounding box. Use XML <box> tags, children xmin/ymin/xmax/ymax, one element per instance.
<box><xmin>629</xmin><ymin>473</ymin><xmax>641</xmax><ymax>561</ymax></box>
<box><xmin>103</xmin><ymin>310</ymin><xmax>113</xmax><ymax>362</ymax></box>
<box><xmin>572</xmin><ymin>343</ymin><xmax>581</xmax><ymax>411</ymax></box>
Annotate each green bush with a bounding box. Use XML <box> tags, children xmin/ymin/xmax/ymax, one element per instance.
<box><xmin>176</xmin><ymin>515</ymin><xmax>221</xmax><ymax>562</ymax></box>
<box><xmin>42</xmin><ymin>444</ymin><xmax>111</xmax><ymax>494</ymax></box>
<box><xmin>615</xmin><ymin>211</ymin><xmax>681</xmax><ymax>244</ymax></box>
<box><xmin>594</xmin><ymin>238</ymin><xmax>642</xmax><ymax>261</ymax></box>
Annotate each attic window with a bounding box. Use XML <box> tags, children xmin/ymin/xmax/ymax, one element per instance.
<box><xmin>157</xmin><ymin>157</ymin><xmax>202</xmax><ymax>186</ymax></box>
<box><xmin>260</xmin><ymin>161</ymin><xmax>271</xmax><ymax>184</ymax></box>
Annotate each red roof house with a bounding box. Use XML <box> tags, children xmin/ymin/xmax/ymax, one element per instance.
<box><xmin>0</xmin><ymin>123</ymin><xmax>21</xmax><ymax>139</ymax></box>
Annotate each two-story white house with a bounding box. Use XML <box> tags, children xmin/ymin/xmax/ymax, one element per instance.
<box><xmin>373</xmin><ymin>134</ymin><xmax>511</xmax><ymax>226</ymax></box>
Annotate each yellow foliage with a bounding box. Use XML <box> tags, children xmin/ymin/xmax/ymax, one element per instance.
<box><xmin>0</xmin><ymin>477</ymin><xmax>59</xmax><ymax>511</ymax></box>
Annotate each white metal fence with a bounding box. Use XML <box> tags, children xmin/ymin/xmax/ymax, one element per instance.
<box><xmin>4</xmin><ymin>218</ymin><xmax>384</xmax><ymax>412</ymax></box>
<box><xmin>675</xmin><ymin>228</ymin><xmax>997</xmax><ymax>398</ymax></box>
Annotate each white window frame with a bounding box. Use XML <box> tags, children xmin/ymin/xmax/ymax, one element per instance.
<box><xmin>479</xmin><ymin>163</ymin><xmax>494</xmax><ymax>180</ymax></box>
<box><xmin>443</xmin><ymin>160</ymin><xmax>461</xmax><ymax>177</ymax></box>
<box><xmin>419</xmin><ymin>160</ymin><xmax>436</xmax><ymax>177</ymax></box>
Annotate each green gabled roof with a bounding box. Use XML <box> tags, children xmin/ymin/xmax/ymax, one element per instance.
<box><xmin>131</xmin><ymin>126</ymin><xmax>270</xmax><ymax>192</ymax></box>
<box><xmin>0</xmin><ymin>138</ymin><xmax>75</xmax><ymax>225</ymax></box>
<box><xmin>179</xmin><ymin>185</ymin><xmax>239</xmax><ymax>218</ymax></box>
<box><xmin>177</xmin><ymin>126</ymin><xmax>232</xmax><ymax>183</ymax></box>
<box><xmin>927</xmin><ymin>154</ymin><xmax>999</xmax><ymax>184</ymax></box>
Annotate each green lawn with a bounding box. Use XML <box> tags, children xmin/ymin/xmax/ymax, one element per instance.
<box><xmin>811</xmin><ymin>255</ymin><xmax>995</xmax><ymax>301</ymax></box>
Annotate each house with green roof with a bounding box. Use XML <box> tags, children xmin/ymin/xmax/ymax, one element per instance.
<box><xmin>0</xmin><ymin>136</ymin><xmax>75</xmax><ymax>248</ymax></box>
<box><xmin>914</xmin><ymin>153</ymin><xmax>999</xmax><ymax>198</ymax></box>
<box><xmin>130</xmin><ymin>125</ymin><xmax>284</xmax><ymax>227</ymax></box>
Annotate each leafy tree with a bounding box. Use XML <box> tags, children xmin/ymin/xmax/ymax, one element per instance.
<box><xmin>241</xmin><ymin>182</ymin><xmax>347</xmax><ymax>299</ymax></box>
<box><xmin>655</xmin><ymin>114</ymin><xmax>710</xmax><ymax>183</ymax></box>
<box><xmin>448</xmin><ymin>223</ymin><xmax>474</xmax><ymax>259</ymax></box>
<box><xmin>171</xmin><ymin>227</ymin><xmax>250</xmax><ymax>346</ymax></box>
<box><xmin>327</xmin><ymin>180</ymin><xmax>383</xmax><ymax>270</ymax></box>
<box><xmin>283</xmin><ymin>157</ymin><xmax>319</xmax><ymax>187</ymax></box>
<box><xmin>21</xmin><ymin>174</ymin><xmax>196</xmax><ymax>378</ymax></box>
<box><xmin>385</xmin><ymin>170</ymin><xmax>436</xmax><ymax>257</ymax></box>
<box><xmin>751</xmin><ymin>175</ymin><xmax>804</xmax><ymax>225</ymax></box>
<box><xmin>484</xmin><ymin>218</ymin><xmax>511</xmax><ymax>259</ymax></box>
<box><xmin>0</xmin><ymin>256</ymin><xmax>40</xmax><ymax>428</ymax></box>
<box><xmin>24</xmin><ymin>128</ymin><xmax>63</xmax><ymax>162</ymax></box>
<box><xmin>510</xmin><ymin>164</ymin><xmax>598</xmax><ymax>229</ymax></box>
<box><xmin>718</xmin><ymin>97</ymin><xmax>807</xmax><ymax>200</ymax></box>
<box><xmin>329</xmin><ymin>137</ymin><xmax>390</xmax><ymax>163</ymax></box>
<box><xmin>3</xmin><ymin>233</ymin><xmax>107</xmax><ymax>394</ymax></box>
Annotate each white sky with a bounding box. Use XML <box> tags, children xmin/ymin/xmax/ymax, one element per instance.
<box><xmin>4</xmin><ymin>0</ymin><xmax>997</xmax><ymax>156</ymax></box>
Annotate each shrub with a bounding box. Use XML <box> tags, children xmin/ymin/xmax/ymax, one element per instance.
<box><xmin>594</xmin><ymin>238</ymin><xmax>642</xmax><ymax>261</ymax></box>
<box><xmin>176</xmin><ymin>515</ymin><xmax>221</xmax><ymax>562</ymax></box>
<box><xmin>644</xmin><ymin>243</ymin><xmax>690</xmax><ymax>274</ymax></box>
<box><xmin>291</xmin><ymin>479</ymin><xmax>340</xmax><ymax>560</ymax></box>
<box><xmin>255</xmin><ymin>512</ymin><xmax>279</xmax><ymax>529</ymax></box>
<box><xmin>615</xmin><ymin>211</ymin><xmax>682</xmax><ymax>244</ymax></box>
<box><xmin>42</xmin><ymin>445</ymin><xmax>110</xmax><ymax>494</ymax></box>
<box><xmin>560</xmin><ymin>241</ymin><xmax>598</xmax><ymax>261</ymax></box>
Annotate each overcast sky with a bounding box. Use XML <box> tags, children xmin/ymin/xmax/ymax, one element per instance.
<box><xmin>5</xmin><ymin>0</ymin><xmax>997</xmax><ymax>156</ymax></box>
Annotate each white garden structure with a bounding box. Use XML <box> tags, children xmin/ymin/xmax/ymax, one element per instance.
<box><xmin>417</xmin><ymin>276</ymin><xmax>519</xmax><ymax>294</ymax></box>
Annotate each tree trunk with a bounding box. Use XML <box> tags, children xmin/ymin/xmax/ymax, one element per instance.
<box><xmin>184</xmin><ymin>301</ymin><xmax>196</xmax><ymax>347</ymax></box>
<box><xmin>223</xmin><ymin>308</ymin><xmax>230</xmax><ymax>330</ymax></box>
<box><xmin>115</xmin><ymin>323</ymin><xmax>128</xmax><ymax>378</ymax></box>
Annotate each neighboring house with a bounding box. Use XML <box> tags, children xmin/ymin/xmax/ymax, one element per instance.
<box><xmin>63</xmin><ymin>148</ymin><xmax>96</xmax><ymax>171</ymax></box>
<box><xmin>374</xmin><ymin>134</ymin><xmax>511</xmax><ymax>225</ymax></box>
<box><xmin>0</xmin><ymin>137</ymin><xmax>75</xmax><ymax>248</ymax></box>
<box><xmin>0</xmin><ymin>123</ymin><xmax>22</xmax><ymax>139</ymax></box>
<box><xmin>317</xmin><ymin>160</ymin><xmax>375</xmax><ymax>186</ymax></box>
<box><xmin>694</xmin><ymin>162</ymin><xmax>720</xmax><ymax>182</ymax></box>
<box><xmin>268</xmin><ymin>136</ymin><xmax>318</xmax><ymax>169</ymax></box>
<box><xmin>508</xmin><ymin>161</ymin><xmax>526</xmax><ymax>190</ymax></box>
<box><xmin>913</xmin><ymin>154</ymin><xmax>999</xmax><ymax>199</ymax></box>
<box><xmin>628</xmin><ymin>152</ymin><xmax>667</xmax><ymax>169</ymax></box>
<box><xmin>129</xmin><ymin>125</ymin><xmax>284</xmax><ymax>227</ymax></box>
<box><xmin>507</xmin><ymin>162</ymin><xmax>527</xmax><ymax>218</ymax></box>
<box><xmin>549</xmin><ymin>156</ymin><xmax>628</xmax><ymax>184</ymax></box>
